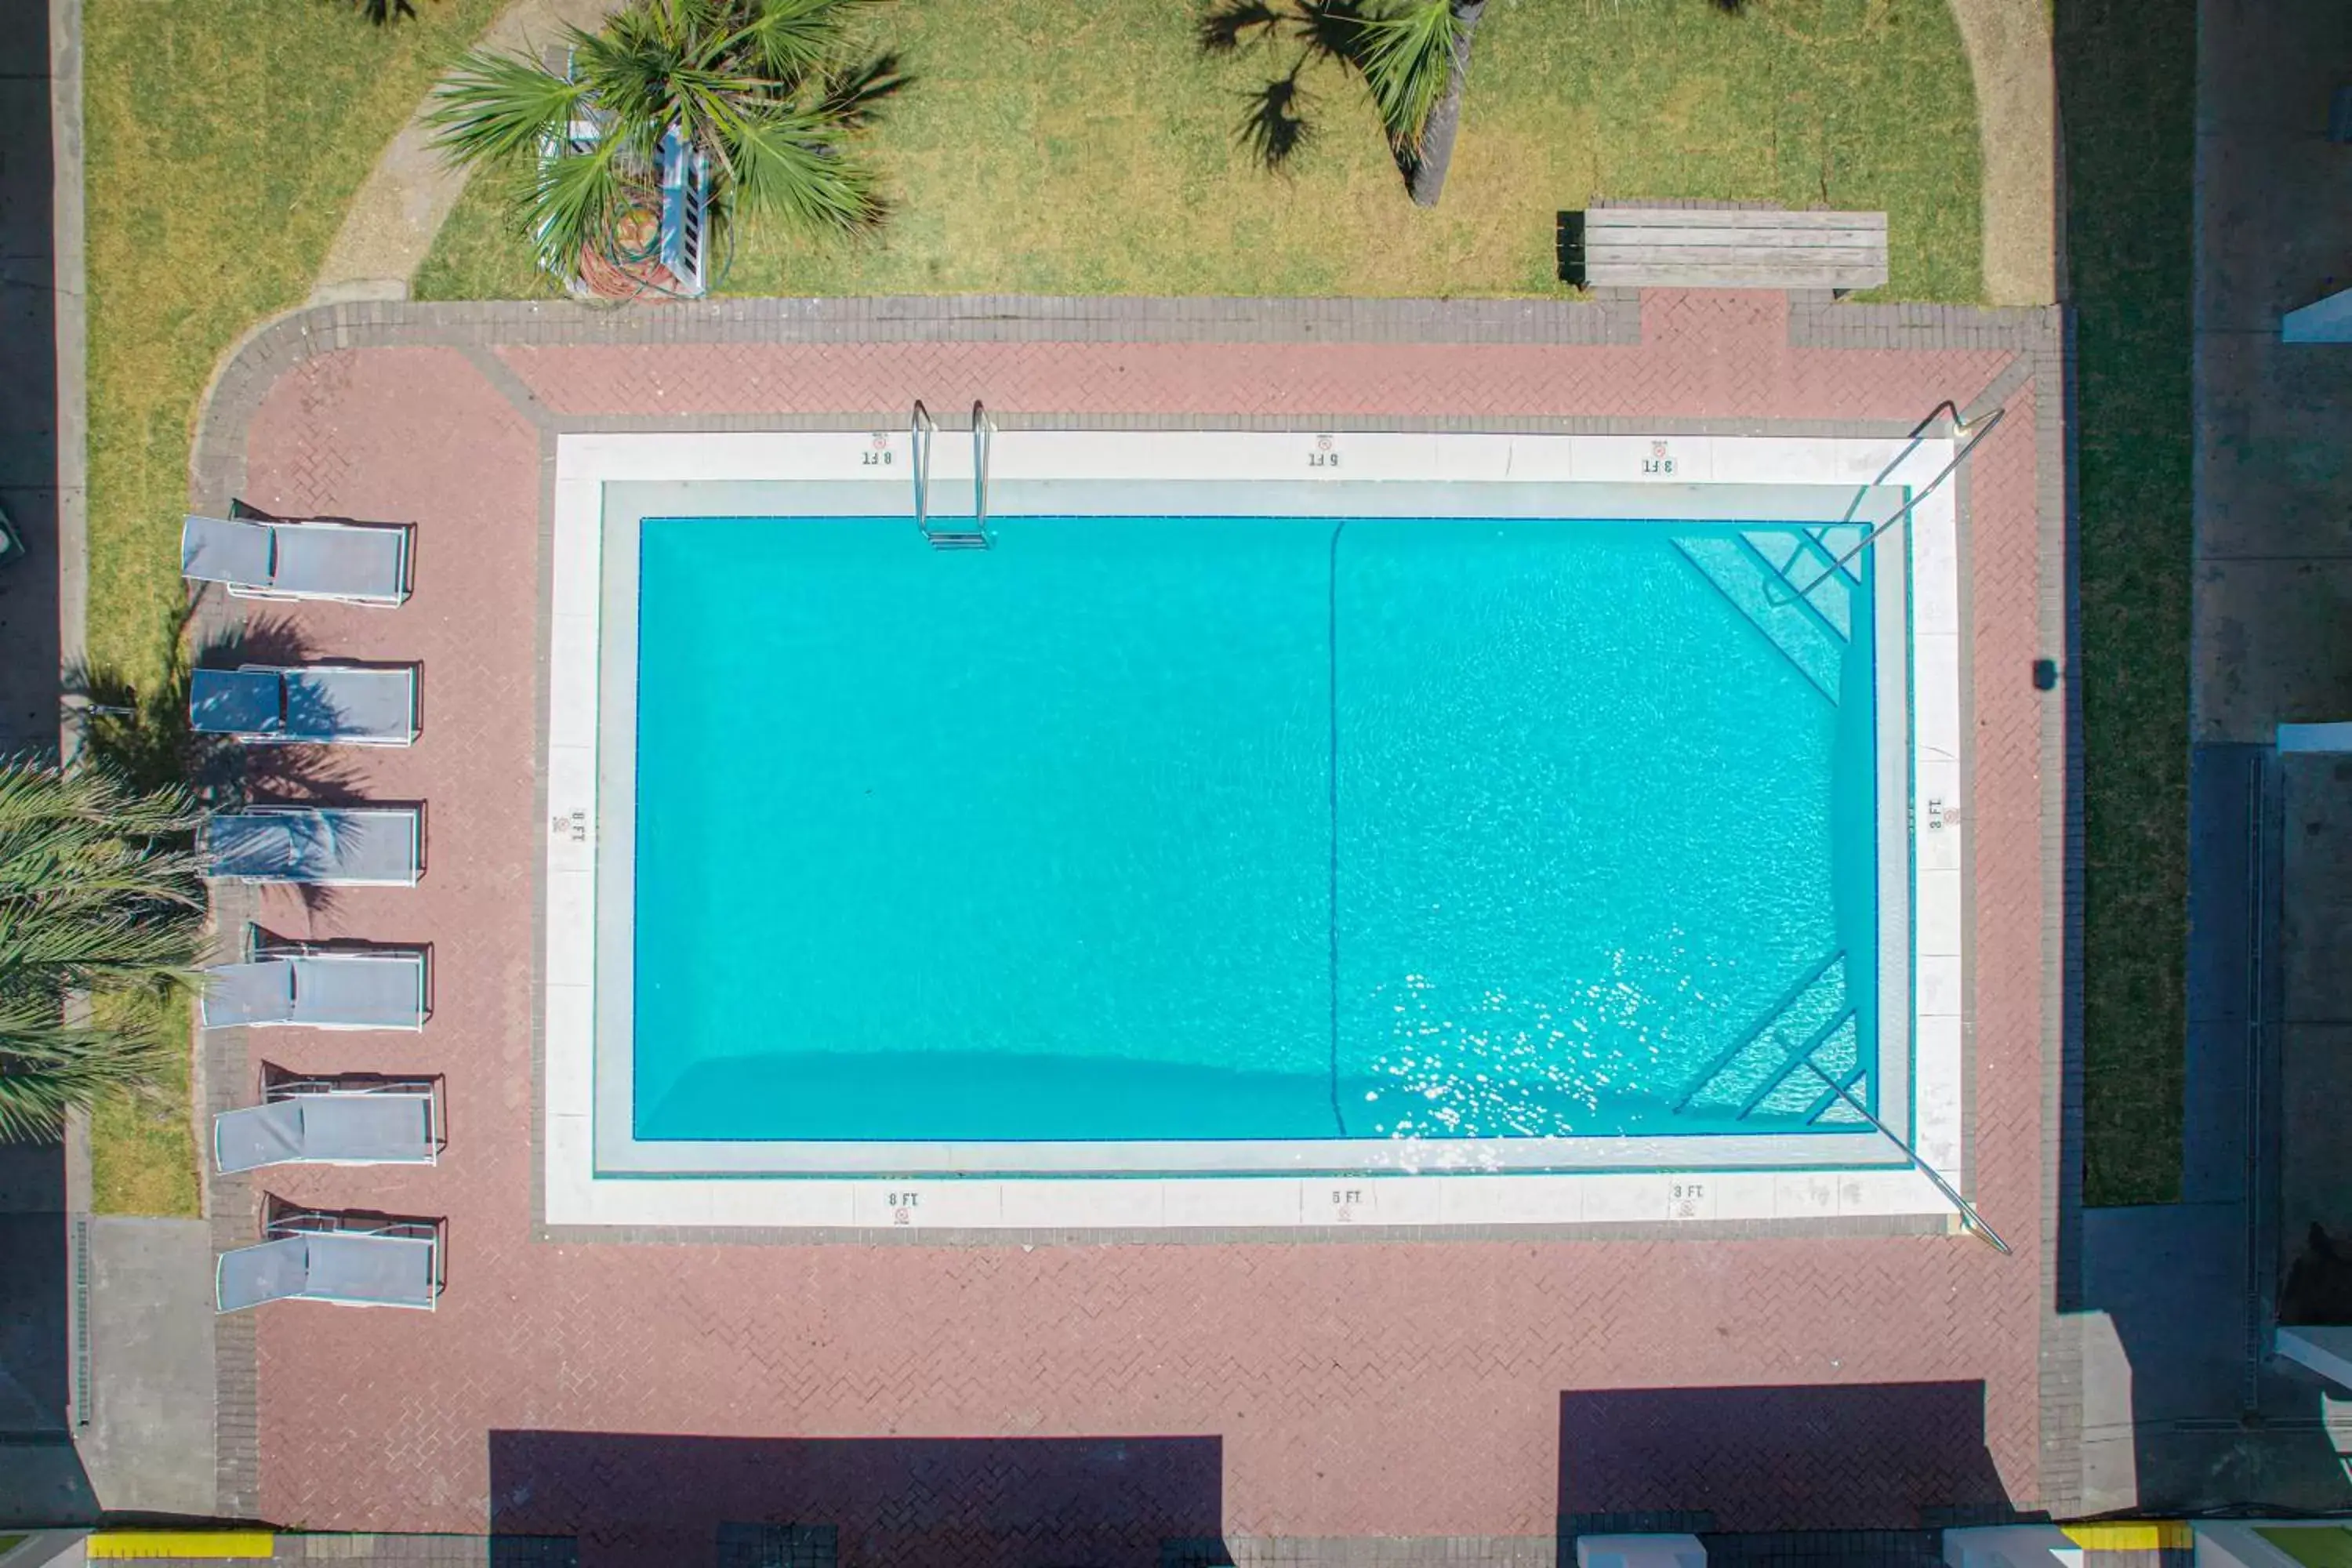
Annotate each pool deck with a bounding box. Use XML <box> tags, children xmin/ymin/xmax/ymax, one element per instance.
<box><xmin>191</xmin><ymin>289</ymin><xmax>2075</xmax><ymax>1557</ymax></box>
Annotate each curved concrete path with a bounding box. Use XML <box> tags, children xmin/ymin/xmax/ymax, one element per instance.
<box><xmin>309</xmin><ymin>0</ymin><xmax>617</xmax><ymax>306</ymax></box>
<box><xmin>1947</xmin><ymin>0</ymin><xmax>2060</xmax><ymax>305</ymax></box>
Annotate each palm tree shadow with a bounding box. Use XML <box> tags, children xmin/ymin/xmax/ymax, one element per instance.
<box><xmin>70</xmin><ymin>603</ymin><xmax>366</xmax><ymax>917</ymax></box>
<box><xmin>819</xmin><ymin>53</ymin><xmax>913</xmax><ymax>129</ymax></box>
<box><xmin>1200</xmin><ymin>0</ymin><xmax>1370</xmax><ymax>174</ymax></box>
<box><xmin>1293</xmin><ymin>0</ymin><xmax>1370</xmax><ymax>67</ymax></box>
<box><xmin>1239</xmin><ymin>65</ymin><xmax>1317</xmax><ymax>172</ymax></box>
<box><xmin>1200</xmin><ymin>0</ymin><xmax>1285</xmax><ymax>51</ymax></box>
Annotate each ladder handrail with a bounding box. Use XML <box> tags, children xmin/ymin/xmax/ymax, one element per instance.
<box><xmin>1785</xmin><ymin>402</ymin><xmax>2009</xmax><ymax>599</ymax></box>
<box><xmin>971</xmin><ymin>400</ymin><xmax>993</xmax><ymax>530</ymax></box>
<box><xmin>909</xmin><ymin>400</ymin><xmax>935</xmax><ymax>532</ymax></box>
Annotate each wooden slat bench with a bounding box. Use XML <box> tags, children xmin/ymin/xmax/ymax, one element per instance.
<box><xmin>1562</xmin><ymin>207</ymin><xmax>1889</xmax><ymax>292</ymax></box>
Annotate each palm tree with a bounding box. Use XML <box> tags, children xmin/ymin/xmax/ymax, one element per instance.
<box><xmin>1357</xmin><ymin>0</ymin><xmax>1486</xmax><ymax>207</ymax></box>
<box><xmin>0</xmin><ymin>760</ymin><xmax>209</xmax><ymax>1142</ymax></box>
<box><xmin>428</xmin><ymin>0</ymin><xmax>904</xmax><ymax>290</ymax></box>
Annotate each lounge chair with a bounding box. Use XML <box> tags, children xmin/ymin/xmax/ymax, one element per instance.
<box><xmin>201</xmin><ymin>805</ymin><xmax>422</xmax><ymax>887</ymax></box>
<box><xmin>181</xmin><ymin>513</ymin><xmax>412</xmax><ymax>606</ymax></box>
<box><xmin>190</xmin><ymin>663</ymin><xmax>418</xmax><ymax>746</ymax></box>
<box><xmin>200</xmin><ymin>931</ymin><xmax>428</xmax><ymax>1029</ymax></box>
<box><xmin>215</xmin><ymin>1210</ymin><xmax>441</xmax><ymax>1312</ymax></box>
<box><xmin>213</xmin><ymin>1080</ymin><xmax>440</xmax><ymax>1173</ymax></box>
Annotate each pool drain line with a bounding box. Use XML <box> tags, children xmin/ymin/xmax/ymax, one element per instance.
<box><xmin>1325</xmin><ymin>518</ymin><xmax>1350</xmax><ymax>1138</ymax></box>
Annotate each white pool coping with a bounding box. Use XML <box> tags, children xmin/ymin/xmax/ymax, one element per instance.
<box><xmin>543</xmin><ymin>429</ymin><xmax>1965</xmax><ymax>1232</ymax></box>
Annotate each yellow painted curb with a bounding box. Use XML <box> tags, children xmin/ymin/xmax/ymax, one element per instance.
<box><xmin>86</xmin><ymin>1531</ymin><xmax>276</xmax><ymax>1560</ymax></box>
<box><xmin>2062</xmin><ymin>1523</ymin><xmax>2194</xmax><ymax>1552</ymax></box>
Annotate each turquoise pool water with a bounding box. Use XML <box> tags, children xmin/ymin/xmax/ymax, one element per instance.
<box><xmin>629</xmin><ymin>514</ymin><xmax>1881</xmax><ymax>1146</ymax></box>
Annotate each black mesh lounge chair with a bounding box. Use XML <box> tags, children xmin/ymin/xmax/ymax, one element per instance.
<box><xmin>189</xmin><ymin>664</ymin><xmax>418</xmax><ymax>746</ymax></box>
<box><xmin>200</xmin><ymin>806</ymin><xmax>421</xmax><ymax>887</ymax></box>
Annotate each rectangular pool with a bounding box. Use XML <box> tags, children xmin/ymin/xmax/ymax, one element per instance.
<box><xmin>626</xmin><ymin>513</ymin><xmax>1882</xmax><ymax>1154</ymax></box>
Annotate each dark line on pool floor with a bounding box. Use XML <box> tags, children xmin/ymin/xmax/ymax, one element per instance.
<box><xmin>1327</xmin><ymin>519</ymin><xmax>1348</xmax><ymax>1137</ymax></box>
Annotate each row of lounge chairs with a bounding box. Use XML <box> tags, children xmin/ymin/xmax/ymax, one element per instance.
<box><xmin>188</xmin><ymin>509</ymin><xmax>445</xmax><ymax>1313</ymax></box>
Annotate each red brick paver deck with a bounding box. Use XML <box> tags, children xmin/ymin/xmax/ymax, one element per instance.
<box><xmin>213</xmin><ymin>292</ymin><xmax>2058</xmax><ymax>1561</ymax></box>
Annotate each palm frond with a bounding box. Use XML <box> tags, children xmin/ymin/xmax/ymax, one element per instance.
<box><xmin>1356</xmin><ymin>0</ymin><xmax>1461</xmax><ymax>153</ymax></box>
<box><xmin>525</xmin><ymin>138</ymin><xmax>642</xmax><ymax>276</ymax></box>
<box><xmin>428</xmin><ymin>42</ymin><xmax>597</xmax><ymax>168</ymax></box>
<box><xmin>0</xmin><ymin>757</ymin><xmax>204</xmax><ymax>838</ymax></box>
<box><xmin>725</xmin><ymin>0</ymin><xmax>867</xmax><ymax>88</ymax></box>
<box><xmin>0</xmin><ymin>992</ymin><xmax>170</xmax><ymax>1143</ymax></box>
<box><xmin>0</xmin><ymin>904</ymin><xmax>205</xmax><ymax>989</ymax></box>
<box><xmin>708</xmin><ymin>100</ymin><xmax>880</xmax><ymax>232</ymax></box>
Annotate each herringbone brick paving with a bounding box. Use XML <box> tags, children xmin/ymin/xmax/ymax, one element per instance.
<box><xmin>494</xmin><ymin>295</ymin><xmax>2007</xmax><ymax>424</ymax></box>
<box><xmin>212</xmin><ymin>292</ymin><xmax>2055</xmax><ymax>1564</ymax></box>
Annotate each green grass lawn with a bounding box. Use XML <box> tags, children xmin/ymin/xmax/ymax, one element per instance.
<box><xmin>2058</xmin><ymin>0</ymin><xmax>2194</xmax><ymax>1206</ymax></box>
<box><xmin>81</xmin><ymin>0</ymin><xmax>503</xmax><ymax>1214</ymax></box>
<box><xmin>85</xmin><ymin>992</ymin><xmax>201</xmax><ymax>1218</ymax></box>
<box><xmin>418</xmin><ymin>0</ymin><xmax>1983</xmax><ymax>302</ymax></box>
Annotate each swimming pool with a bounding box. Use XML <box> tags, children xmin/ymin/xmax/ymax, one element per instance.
<box><xmin>546</xmin><ymin>428</ymin><xmax>1957</xmax><ymax>1225</ymax></box>
<box><xmin>629</xmin><ymin>510</ymin><xmax>1878</xmax><ymax>1151</ymax></box>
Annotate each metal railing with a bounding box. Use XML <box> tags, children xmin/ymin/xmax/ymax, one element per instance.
<box><xmin>909</xmin><ymin>399</ymin><xmax>989</xmax><ymax>549</ymax></box>
<box><xmin>971</xmin><ymin>400</ymin><xmax>993</xmax><ymax>531</ymax></box>
<box><xmin>1781</xmin><ymin>401</ymin><xmax>2010</xmax><ymax>601</ymax></box>
<box><xmin>909</xmin><ymin>399</ymin><xmax>935</xmax><ymax>532</ymax></box>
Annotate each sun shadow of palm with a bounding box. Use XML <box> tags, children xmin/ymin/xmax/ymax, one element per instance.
<box><xmin>71</xmin><ymin>603</ymin><xmax>372</xmax><ymax>917</ymax></box>
<box><xmin>1200</xmin><ymin>0</ymin><xmax>1370</xmax><ymax>173</ymax></box>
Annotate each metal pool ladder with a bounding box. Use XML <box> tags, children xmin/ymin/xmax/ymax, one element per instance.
<box><xmin>911</xmin><ymin>399</ymin><xmax>992</xmax><ymax>550</ymax></box>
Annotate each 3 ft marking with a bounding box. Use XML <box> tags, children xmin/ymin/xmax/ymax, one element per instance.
<box><xmin>1668</xmin><ymin>1179</ymin><xmax>1708</xmax><ymax>1220</ymax></box>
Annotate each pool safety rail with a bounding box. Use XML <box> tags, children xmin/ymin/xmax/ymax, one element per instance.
<box><xmin>909</xmin><ymin>400</ymin><xmax>993</xmax><ymax>550</ymax></box>
<box><xmin>1788</xmin><ymin>403</ymin><xmax>2010</xmax><ymax>599</ymax></box>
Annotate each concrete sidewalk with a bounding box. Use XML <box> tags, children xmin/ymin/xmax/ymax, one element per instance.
<box><xmin>309</xmin><ymin>0</ymin><xmax>619</xmax><ymax>305</ymax></box>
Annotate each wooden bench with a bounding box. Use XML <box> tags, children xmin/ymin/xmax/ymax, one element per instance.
<box><xmin>1561</xmin><ymin>207</ymin><xmax>1889</xmax><ymax>292</ymax></box>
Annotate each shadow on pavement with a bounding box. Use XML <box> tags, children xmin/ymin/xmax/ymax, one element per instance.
<box><xmin>487</xmin><ymin>1431</ymin><xmax>1228</xmax><ymax>1568</ymax></box>
<box><xmin>0</xmin><ymin>0</ymin><xmax>61</xmax><ymax>758</ymax></box>
<box><xmin>1556</xmin><ymin>1381</ymin><xmax>2015</xmax><ymax>1538</ymax></box>
<box><xmin>0</xmin><ymin>1141</ymin><xmax>96</xmax><ymax>1526</ymax></box>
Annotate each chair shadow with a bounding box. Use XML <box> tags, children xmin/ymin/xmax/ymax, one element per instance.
<box><xmin>75</xmin><ymin>604</ymin><xmax>429</xmax><ymax>917</ymax></box>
